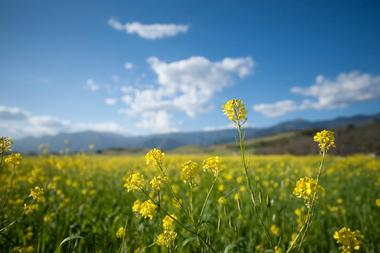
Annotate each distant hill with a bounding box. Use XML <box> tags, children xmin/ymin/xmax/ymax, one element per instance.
<box><xmin>183</xmin><ymin>121</ymin><xmax>380</xmax><ymax>155</ymax></box>
<box><xmin>11</xmin><ymin>112</ymin><xmax>380</xmax><ymax>154</ymax></box>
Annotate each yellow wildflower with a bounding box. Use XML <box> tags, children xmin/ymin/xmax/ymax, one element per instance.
<box><xmin>155</xmin><ymin>230</ymin><xmax>177</xmax><ymax>248</ymax></box>
<box><xmin>132</xmin><ymin>200</ymin><xmax>142</xmax><ymax>213</ymax></box>
<box><xmin>162</xmin><ymin>215</ymin><xmax>176</xmax><ymax>231</ymax></box>
<box><xmin>4</xmin><ymin>153</ymin><xmax>22</xmax><ymax>166</ymax></box>
<box><xmin>116</xmin><ymin>227</ymin><xmax>126</xmax><ymax>239</ymax></box>
<box><xmin>150</xmin><ymin>176</ymin><xmax>167</xmax><ymax>191</ymax></box>
<box><xmin>333</xmin><ymin>227</ymin><xmax>363</xmax><ymax>253</ymax></box>
<box><xmin>313</xmin><ymin>130</ymin><xmax>335</xmax><ymax>152</ymax></box>
<box><xmin>24</xmin><ymin>203</ymin><xmax>39</xmax><ymax>214</ymax></box>
<box><xmin>138</xmin><ymin>200</ymin><xmax>157</xmax><ymax>219</ymax></box>
<box><xmin>29</xmin><ymin>187</ymin><xmax>45</xmax><ymax>203</ymax></box>
<box><xmin>218</xmin><ymin>196</ymin><xmax>227</xmax><ymax>205</ymax></box>
<box><xmin>145</xmin><ymin>148</ymin><xmax>164</xmax><ymax>167</ymax></box>
<box><xmin>124</xmin><ymin>173</ymin><xmax>145</xmax><ymax>192</ymax></box>
<box><xmin>270</xmin><ymin>224</ymin><xmax>280</xmax><ymax>237</ymax></box>
<box><xmin>203</xmin><ymin>156</ymin><xmax>223</xmax><ymax>177</ymax></box>
<box><xmin>223</xmin><ymin>99</ymin><xmax>247</xmax><ymax>125</ymax></box>
<box><xmin>376</xmin><ymin>198</ymin><xmax>380</xmax><ymax>207</ymax></box>
<box><xmin>274</xmin><ymin>246</ymin><xmax>282</xmax><ymax>253</ymax></box>
<box><xmin>181</xmin><ymin>160</ymin><xmax>198</xmax><ymax>183</ymax></box>
<box><xmin>293</xmin><ymin>176</ymin><xmax>323</xmax><ymax>208</ymax></box>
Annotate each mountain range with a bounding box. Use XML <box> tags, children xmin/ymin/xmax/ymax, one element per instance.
<box><xmin>12</xmin><ymin>112</ymin><xmax>380</xmax><ymax>154</ymax></box>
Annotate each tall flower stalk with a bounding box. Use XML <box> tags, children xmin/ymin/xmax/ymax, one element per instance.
<box><xmin>287</xmin><ymin>130</ymin><xmax>335</xmax><ymax>253</ymax></box>
<box><xmin>223</xmin><ymin>99</ymin><xmax>274</xmax><ymax>247</ymax></box>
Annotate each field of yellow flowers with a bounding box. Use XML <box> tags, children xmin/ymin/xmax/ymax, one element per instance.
<box><xmin>1</xmin><ymin>100</ymin><xmax>380</xmax><ymax>253</ymax></box>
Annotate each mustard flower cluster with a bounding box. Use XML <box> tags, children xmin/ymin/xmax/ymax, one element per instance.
<box><xmin>132</xmin><ymin>199</ymin><xmax>157</xmax><ymax>220</ymax></box>
<box><xmin>155</xmin><ymin>215</ymin><xmax>177</xmax><ymax>247</ymax></box>
<box><xmin>181</xmin><ymin>160</ymin><xmax>198</xmax><ymax>183</ymax></box>
<box><xmin>124</xmin><ymin>173</ymin><xmax>145</xmax><ymax>192</ymax></box>
<box><xmin>333</xmin><ymin>227</ymin><xmax>363</xmax><ymax>253</ymax></box>
<box><xmin>145</xmin><ymin>148</ymin><xmax>165</xmax><ymax>167</ymax></box>
<box><xmin>202</xmin><ymin>156</ymin><xmax>223</xmax><ymax>177</ymax></box>
<box><xmin>116</xmin><ymin>227</ymin><xmax>126</xmax><ymax>239</ymax></box>
<box><xmin>150</xmin><ymin>176</ymin><xmax>167</xmax><ymax>191</ymax></box>
<box><xmin>29</xmin><ymin>186</ymin><xmax>45</xmax><ymax>203</ymax></box>
<box><xmin>155</xmin><ymin>230</ymin><xmax>177</xmax><ymax>248</ymax></box>
<box><xmin>222</xmin><ymin>99</ymin><xmax>247</xmax><ymax>125</ymax></box>
<box><xmin>314</xmin><ymin>130</ymin><xmax>335</xmax><ymax>153</ymax></box>
<box><xmin>293</xmin><ymin>176</ymin><xmax>323</xmax><ymax>208</ymax></box>
<box><xmin>4</xmin><ymin>153</ymin><xmax>22</xmax><ymax>166</ymax></box>
<box><xmin>0</xmin><ymin>136</ymin><xmax>13</xmax><ymax>153</ymax></box>
<box><xmin>24</xmin><ymin>186</ymin><xmax>45</xmax><ymax>214</ymax></box>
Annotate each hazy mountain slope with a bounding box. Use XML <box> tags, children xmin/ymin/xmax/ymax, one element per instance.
<box><xmin>11</xmin><ymin>112</ymin><xmax>380</xmax><ymax>153</ymax></box>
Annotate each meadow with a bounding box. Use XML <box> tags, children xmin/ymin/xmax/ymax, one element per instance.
<box><xmin>1</xmin><ymin>152</ymin><xmax>379</xmax><ymax>252</ymax></box>
<box><xmin>1</xmin><ymin>100</ymin><xmax>380</xmax><ymax>253</ymax></box>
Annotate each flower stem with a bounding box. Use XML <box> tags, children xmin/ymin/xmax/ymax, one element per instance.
<box><xmin>237</xmin><ymin>123</ymin><xmax>274</xmax><ymax>248</ymax></box>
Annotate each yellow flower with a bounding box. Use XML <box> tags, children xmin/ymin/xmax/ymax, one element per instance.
<box><xmin>145</xmin><ymin>148</ymin><xmax>164</xmax><ymax>167</ymax></box>
<box><xmin>333</xmin><ymin>227</ymin><xmax>363</xmax><ymax>252</ymax></box>
<box><xmin>150</xmin><ymin>176</ymin><xmax>167</xmax><ymax>191</ymax></box>
<box><xmin>138</xmin><ymin>200</ymin><xmax>157</xmax><ymax>219</ymax></box>
<box><xmin>313</xmin><ymin>130</ymin><xmax>335</xmax><ymax>152</ymax></box>
<box><xmin>29</xmin><ymin>187</ymin><xmax>45</xmax><ymax>203</ymax></box>
<box><xmin>376</xmin><ymin>198</ymin><xmax>380</xmax><ymax>207</ymax></box>
<box><xmin>0</xmin><ymin>136</ymin><xmax>13</xmax><ymax>153</ymax></box>
<box><xmin>274</xmin><ymin>246</ymin><xmax>282</xmax><ymax>253</ymax></box>
<box><xmin>116</xmin><ymin>227</ymin><xmax>126</xmax><ymax>239</ymax></box>
<box><xmin>293</xmin><ymin>177</ymin><xmax>323</xmax><ymax>208</ymax></box>
<box><xmin>132</xmin><ymin>200</ymin><xmax>142</xmax><ymax>213</ymax></box>
<box><xmin>223</xmin><ymin>99</ymin><xmax>247</xmax><ymax>125</ymax></box>
<box><xmin>24</xmin><ymin>203</ymin><xmax>39</xmax><ymax>214</ymax></box>
<box><xmin>4</xmin><ymin>153</ymin><xmax>22</xmax><ymax>166</ymax></box>
<box><xmin>218</xmin><ymin>196</ymin><xmax>227</xmax><ymax>205</ymax></box>
<box><xmin>203</xmin><ymin>156</ymin><xmax>223</xmax><ymax>177</ymax></box>
<box><xmin>155</xmin><ymin>230</ymin><xmax>177</xmax><ymax>247</ymax></box>
<box><xmin>270</xmin><ymin>224</ymin><xmax>281</xmax><ymax>237</ymax></box>
<box><xmin>181</xmin><ymin>160</ymin><xmax>198</xmax><ymax>183</ymax></box>
<box><xmin>162</xmin><ymin>215</ymin><xmax>176</xmax><ymax>231</ymax></box>
<box><xmin>217</xmin><ymin>184</ymin><xmax>225</xmax><ymax>192</ymax></box>
<box><xmin>124</xmin><ymin>173</ymin><xmax>145</xmax><ymax>192</ymax></box>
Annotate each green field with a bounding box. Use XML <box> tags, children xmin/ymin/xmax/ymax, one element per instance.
<box><xmin>1</xmin><ymin>153</ymin><xmax>379</xmax><ymax>252</ymax></box>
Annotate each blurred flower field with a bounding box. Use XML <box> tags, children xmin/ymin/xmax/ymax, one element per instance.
<box><xmin>1</xmin><ymin>153</ymin><xmax>379</xmax><ymax>252</ymax></box>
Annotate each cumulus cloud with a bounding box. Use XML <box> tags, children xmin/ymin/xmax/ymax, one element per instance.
<box><xmin>85</xmin><ymin>79</ymin><xmax>99</xmax><ymax>91</ymax></box>
<box><xmin>124</xmin><ymin>62</ymin><xmax>134</xmax><ymax>70</ymax></box>
<box><xmin>0</xmin><ymin>106</ymin><xmax>128</xmax><ymax>139</ymax></box>
<box><xmin>118</xmin><ymin>56</ymin><xmax>254</xmax><ymax>133</ymax></box>
<box><xmin>254</xmin><ymin>71</ymin><xmax>380</xmax><ymax>117</ymax></box>
<box><xmin>135</xmin><ymin>110</ymin><xmax>178</xmax><ymax>133</ymax></box>
<box><xmin>105</xmin><ymin>98</ymin><xmax>117</xmax><ymax>106</ymax></box>
<box><xmin>108</xmin><ymin>18</ymin><xmax>189</xmax><ymax>39</ymax></box>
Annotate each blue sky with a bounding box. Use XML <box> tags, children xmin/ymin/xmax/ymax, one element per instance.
<box><xmin>1</xmin><ymin>0</ymin><xmax>380</xmax><ymax>138</ymax></box>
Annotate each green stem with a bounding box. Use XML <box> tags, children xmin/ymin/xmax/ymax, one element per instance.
<box><xmin>196</xmin><ymin>175</ymin><xmax>218</xmax><ymax>228</ymax></box>
<box><xmin>286</xmin><ymin>151</ymin><xmax>326</xmax><ymax>253</ymax></box>
<box><xmin>139</xmin><ymin>187</ymin><xmax>218</xmax><ymax>253</ymax></box>
<box><xmin>237</xmin><ymin>124</ymin><xmax>274</xmax><ymax>247</ymax></box>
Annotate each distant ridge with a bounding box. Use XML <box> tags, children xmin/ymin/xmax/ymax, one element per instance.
<box><xmin>11</xmin><ymin>112</ymin><xmax>380</xmax><ymax>153</ymax></box>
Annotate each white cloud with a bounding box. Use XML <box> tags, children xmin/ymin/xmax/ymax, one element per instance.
<box><xmin>85</xmin><ymin>79</ymin><xmax>99</xmax><ymax>91</ymax></box>
<box><xmin>253</xmin><ymin>100</ymin><xmax>300</xmax><ymax>117</ymax></box>
<box><xmin>124</xmin><ymin>62</ymin><xmax>134</xmax><ymax>70</ymax></box>
<box><xmin>253</xmin><ymin>71</ymin><xmax>380</xmax><ymax>117</ymax></box>
<box><xmin>108</xmin><ymin>18</ymin><xmax>189</xmax><ymax>40</ymax></box>
<box><xmin>118</xmin><ymin>56</ymin><xmax>254</xmax><ymax>133</ymax></box>
<box><xmin>105</xmin><ymin>98</ymin><xmax>117</xmax><ymax>106</ymax></box>
<box><xmin>139</xmin><ymin>56</ymin><xmax>253</xmax><ymax>116</ymax></box>
<box><xmin>135</xmin><ymin>110</ymin><xmax>178</xmax><ymax>133</ymax></box>
<box><xmin>0</xmin><ymin>106</ymin><xmax>128</xmax><ymax>139</ymax></box>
